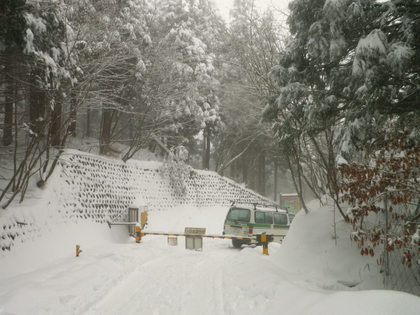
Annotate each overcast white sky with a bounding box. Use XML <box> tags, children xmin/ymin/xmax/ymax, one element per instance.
<box><xmin>213</xmin><ymin>0</ymin><xmax>291</xmax><ymax>22</ymax></box>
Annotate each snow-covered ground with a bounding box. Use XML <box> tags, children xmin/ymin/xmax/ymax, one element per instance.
<box><xmin>2</xmin><ymin>195</ymin><xmax>420</xmax><ymax>314</ymax></box>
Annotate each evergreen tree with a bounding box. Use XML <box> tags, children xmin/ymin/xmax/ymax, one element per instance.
<box><xmin>149</xmin><ymin>0</ymin><xmax>223</xmax><ymax>163</ymax></box>
<box><xmin>214</xmin><ymin>0</ymin><xmax>284</xmax><ymax>196</ymax></box>
<box><xmin>0</xmin><ymin>0</ymin><xmax>81</xmax><ymax>206</ymax></box>
<box><xmin>263</xmin><ymin>0</ymin><xmax>420</xmax><ymax>212</ymax></box>
<box><xmin>265</xmin><ymin>0</ymin><xmax>420</xmax><ymax>152</ymax></box>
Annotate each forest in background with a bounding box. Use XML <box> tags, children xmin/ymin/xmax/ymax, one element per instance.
<box><xmin>0</xmin><ymin>0</ymin><xmax>292</xmax><ymax>202</ymax></box>
<box><xmin>1</xmin><ymin>0</ymin><xmax>420</xmax><ymax>263</ymax></box>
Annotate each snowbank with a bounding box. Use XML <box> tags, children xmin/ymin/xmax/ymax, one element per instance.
<box><xmin>273</xmin><ymin>198</ymin><xmax>383</xmax><ymax>290</ymax></box>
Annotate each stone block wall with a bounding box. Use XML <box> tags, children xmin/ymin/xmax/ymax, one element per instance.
<box><xmin>55</xmin><ymin>151</ymin><xmax>273</xmax><ymax>222</ymax></box>
<box><xmin>1</xmin><ymin>150</ymin><xmax>274</xmax><ymax>252</ymax></box>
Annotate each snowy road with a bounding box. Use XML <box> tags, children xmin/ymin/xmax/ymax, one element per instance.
<box><xmin>85</xmin><ymin>237</ymin><xmax>241</xmax><ymax>315</ymax></box>
<box><xmin>1</xmin><ymin>225</ymin><xmax>256</xmax><ymax>315</ymax></box>
<box><xmin>3</xmin><ymin>206</ymin><xmax>286</xmax><ymax>315</ymax></box>
<box><xmin>3</xmin><ymin>205</ymin><xmax>420</xmax><ymax>315</ymax></box>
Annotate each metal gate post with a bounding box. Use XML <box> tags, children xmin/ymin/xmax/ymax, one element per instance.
<box><xmin>128</xmin><ymin>206</ymin><xmax>139</xmax><ymax>235</ymax></box>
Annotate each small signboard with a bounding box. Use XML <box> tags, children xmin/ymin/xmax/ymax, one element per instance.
<box><xmin>280</xmin><ymin>193</ymin><xmax>301</xmax><ymax>213</ymax></box>
<box><xmin>184</xmin><ymin>227</ymin><xmax>206</xmax><ymax>251</ymax></box>
<box><xmin>184</xmin><ymin>227</ymin><xmax>206</xmax><ymax>235</ymax></box>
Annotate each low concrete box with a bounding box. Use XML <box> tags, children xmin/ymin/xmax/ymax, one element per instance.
<box><xmin>184</xmin><ymin>227</ymin><xmax>206</xmax><ymax>251</ymax></box>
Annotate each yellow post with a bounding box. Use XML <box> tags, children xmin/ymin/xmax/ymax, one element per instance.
<box><xmin>141</xmin><ymin>210</ymin><xmax>148</xmax><ymax>229</ymax></box>
<box><xmin>135</xmin><ymin>225</ymin><xmax>142</xmax><ymax>243</ymax></box>
<box><xmin>76</xmin><ymin>245</ymin><xmax>82</xmax><ymax>257</ymax></box>
<box><xmin>263</xmin><ymin>246</ymin><xmax>269</xmax><ymax>255</ymax></box>
<box><xmin>261</xmin><ymin>234</ymin><xmax>269</xmax><ymax>255</ymax></box>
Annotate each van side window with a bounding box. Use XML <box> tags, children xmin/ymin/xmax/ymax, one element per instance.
<box><xmin>227</xmin><ymin>209</ymin><xmax>250</xmax><ymax>222</ymax></box>
<box><xmin>255</xmin><ymin>211</ymin><xmax>265</xmax><ymax>223</ymax></box>
<box><xmin>255</xmin><ymin>211</ymin><xmax>273</xmax><ymax>224</ymax></box>
<box><xmin>265</xmin><ymin>212</ymin><xmax>273</xmax><ymax>224</ymax></box>
<box><xmin>274</xmin><ymin>213</ymin><xmax>287</xmax><ymax>225</ymax></box>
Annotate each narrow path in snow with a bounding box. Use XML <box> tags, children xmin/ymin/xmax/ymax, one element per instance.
<box><xmin>85</xmin><ymin>237</ymin><xmax>241</xmax><ymax>315</ymax></box>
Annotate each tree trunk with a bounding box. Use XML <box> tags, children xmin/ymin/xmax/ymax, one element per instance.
<box><xmin>274</xmin><ymin>159</ymin><xmax>278</xmax><ymax>202</ymax></box>
<box><xmin>230</xmin><ymin>159</ymin><xmax>236</xmax><ymax>179</ymax></box>
<box><xmin>242</xmin><ymin>153</ymin><xmax>248</xmax><ymax>184</ymax></box>
<box><xmin>50</xmin><ymin>99</ymin><xmax>62</xmax><ymax>147</ymax></box>
<box><xmin>3</xmin><ymin>67</ymin><xmax>14</xmax><ymax>146</ymax></box>
<box><xmin>287</xmin><ymin>150</ymin><xmax>309</xmax><ymax>214</ymax></box>
<box><xmin>67</xmin><ymin>90</ymin><xmax>77</xmax><ymax>137</ymax></box>
<box><xmin>100</xmin><ymin>108</ymin><xmax>113</xmax><ymax>155</ymax></box>
<box><xmin>206</xmin><ymin>130</ymin><xmax>211</xmax><ymax>169</ymax></box>
<box><xmin>202</xmin><ymin>131</ymin><xmax>207</xmax><ymax>169</ymax></box>
<box><xmin>203</xmin><ymin>124</ymin><xmax>211</xmax><ymax>170</ymax></box>
<box><xmin>29</xmin><ymin>71</ymin><xmax>46</xmax><ymax>137</ymax></box>
<box><xmin>86</xmin><ymin>107</ymin><xmax>91</xmax><ymax>137</ymax></box>
<box><xmin>258</xmin><ymin>151</ymin><xmax>266</xmax><ymax>196</ymax></box>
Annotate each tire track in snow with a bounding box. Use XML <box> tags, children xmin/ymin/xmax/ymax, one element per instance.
<box><xmin>85</xmin><ymin>238</ymin><xmax>239</xmax><ymax>315</ymax></box>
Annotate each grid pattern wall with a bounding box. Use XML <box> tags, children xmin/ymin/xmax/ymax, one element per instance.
<box><xmin>55</xmin><ymin>152</ymin><xmax>272</xmax><ymax>222</ymax></box>
<box><xmin>2</xmin><ymin>152</ymin><xmax>273</xmax><ymax>252</ymax></box>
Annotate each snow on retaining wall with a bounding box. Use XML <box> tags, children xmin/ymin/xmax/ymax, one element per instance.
<box><xmin>56</xmin><ymin>150</ymin><xmax>273</xmax><ymax>220</ymax></box>
<box><xmin>1</xmin><ymin>150</ymin><xmax>273</xmax><ymax>252</ymax></box>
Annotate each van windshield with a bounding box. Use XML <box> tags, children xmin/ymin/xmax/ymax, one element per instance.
<box><xmin>226</xmin><ymin>208</ymin><xmax>250</xmax><ymax>222</ymax></box>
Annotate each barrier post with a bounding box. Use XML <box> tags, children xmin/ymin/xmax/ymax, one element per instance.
<box><xmin>262</xmin><ymin>234</ymin><xmax>269</xmax><ymax>255</ymax></box>
<box><xmin>141</xmin><ymin>209</ymin><xmax>148</xmax><ymax>228</ymax></box>
<box><xmin>135</xmin><ymin>224</ymin><xmax>142</xmax><ymax>243</ymax></box>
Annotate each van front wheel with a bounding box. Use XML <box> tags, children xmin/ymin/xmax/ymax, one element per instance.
<box><xmin>232</xmin><ymin>238</ymin><xmax>243</xmax><ymax>248</ymax></box>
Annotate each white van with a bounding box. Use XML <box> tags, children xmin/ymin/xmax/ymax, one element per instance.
<box><xmin>223</xmin><ymin>203</ymin><xmax>294</xmax><ymax>248</ymax></box>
